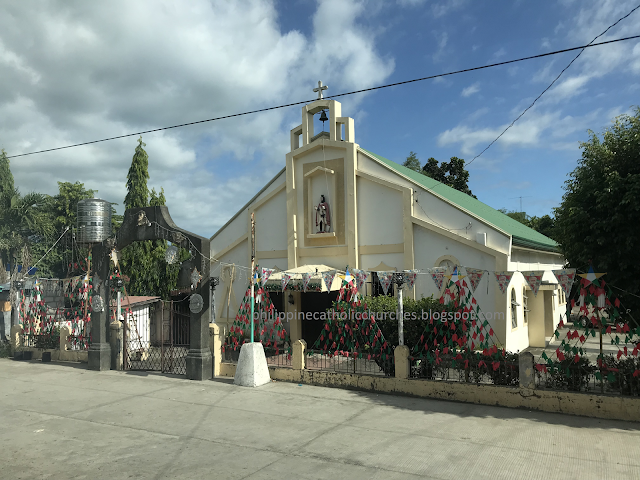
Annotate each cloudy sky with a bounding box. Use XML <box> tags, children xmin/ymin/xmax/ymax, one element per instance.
<box><xmin>2</xmin><ymin>0</ymin><xmax>639</xmax><ymax>237</ymax></box>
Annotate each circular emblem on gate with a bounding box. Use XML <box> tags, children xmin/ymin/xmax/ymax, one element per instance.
<box><xmin>189</xmin><ymin>293</ymin><xmax>203</xmax><ymax>313</ymax></box>
<box><xmin>91</xmin><ymin>295</ymin><xmax>105</xmax><ymax>312</ymax></box>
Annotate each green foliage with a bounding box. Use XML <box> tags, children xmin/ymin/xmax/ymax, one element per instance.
<box><xmin>124</xmin><ymin>137</ymin><xmax>150</xmax><ymax>210</ymax></box>
<box><xmin>422</xmin><ymin>156</ymin><xmax>476</xmax><ymax>198</ymax></box>
<box><xmin>554</xmin><ymin>107</ymin><xmax>640</xmax><ymax>313</ymax></box>
<box><xmin>402</xmin><ymin>151</ymin><xmax>422</xmax><ymax>172</ymax></box>
<box><xmin>498</xmin><ymin>209</ymin><xmax>557</xmax><ymax>241</ymax></box>
<box><xmin>34</xmin><ymin>326</ymin><xmax>60</xmax><ymax>350</ymax></box>
<box><xmin>0</xmin><ymin>149</ymin><xmax>14</xmax><ymax>198</ymax></box>
<box><xmin>120</xmin><ymin>138</ymin><xmax>178</xmax><ymax>299</ymax></box>
<box><xmin>0</xmin><ymin>340</ymin><xmax>11</xmax><ymax>358</ymax></box>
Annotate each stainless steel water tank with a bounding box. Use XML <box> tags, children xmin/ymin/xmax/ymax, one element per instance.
<box><xmin>76</xmin><ymin>198</ymin><xmax>112</xmax><ymax>244</ymax></box>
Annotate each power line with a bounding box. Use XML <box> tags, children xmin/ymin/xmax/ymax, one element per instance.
<box><xmin>6</xmin><ymin>34</ymin><xmax>640</xmax><ymax>160</ymax></box>
<box><xmin>465</xmin><ymin>3</ymin><xmax>640</xmax><ymax>167</ymax></box>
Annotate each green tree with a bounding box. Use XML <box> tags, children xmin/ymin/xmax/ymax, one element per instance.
<box><xmin>0</xmin><ymin>149</ymin><xmax>14</xmax><ymax>198</ymax></box>
<box><xmin>120</xmin><ymin>139</ymin><xmax>179</xmax><ymax>299</ymax></box>
<box><xmin>422</xmin><ymin>156</ymin><xmax>476</xmax><ymax>198</ymax></box>
<box><xmin>497</xmin><ymin>209</ymin><xmax>557</xmax><ymax>241</ymax></box>
<box><xmin>554</xmin><ymin>107</ymin><xmax>640</xmax><ymax>313</ymax></box>
<box><xmin>124</xmin><ymin>137</ymin><xmax>150</xmax><ymax>209</ymax></box>
<box><xmin>402</xmin><ymin>151</ymin><xmax>422</xmax><ymax>173</ymax></box>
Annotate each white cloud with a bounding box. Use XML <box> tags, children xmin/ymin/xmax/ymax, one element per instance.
<box><xmin>432</xmin><ymin>31</ymin><xmax>449</xmax><ymax>62</ymax></box>
<box><xmin>0</xmin><ymin>0</ymin><xmax>394</xmax><ymax>236</ymax></box>
<box><xmin>461</xmin><ymin>82</ymin><xmax>480</xmax><ymax>97</ymax></box>
<box><xmin>431</xmin><ymin>0</ymin><xmax>468</xmax><ymax>18</ymax></box>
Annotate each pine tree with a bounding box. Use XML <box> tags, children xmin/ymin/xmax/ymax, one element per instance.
<box><xmin>0</xmin><ymin>149</ymin><xmax>14</xmax><ymax>197</ymax></box>
<box><xmin>124</xmin><ymin>137</ymin><xmax>150</xmax><ymax>209</ymax></box>
<box><xmin>402</xmin><ymin>151</ymin><xmax>422</xmax><ymax>172</ymax></box>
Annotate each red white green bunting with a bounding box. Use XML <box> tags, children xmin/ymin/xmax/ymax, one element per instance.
<box><xmin>281</xmin><ymin>273</ymin><xmax>291</xmax><ymax>292</ymax></box>
<box><xmin>403</xmin><ymin>270</ymin><xmax>418</xmax><ymax>290</ymax></box>
<box><xmin>465</xmin><ymin>268</ymin><xmax>485</xmax><ymax>293</ymax></box>
<box><xmin>378</xmin><ymin>271</ymin><xmax>394</xmax><ymax>295</ymax></box>
<box><xmin>352</xmin><ymin>268</ymin><xmax>367</xmax><ymax>294</ymax></box>
<box><xmin>524</xmin><ymin>271</ymin><xmax>544</xmax><ymax>297</ymax></box>
<box><xmin>430</xmin><ymin>267</ymin><xmax>446</xmax><ymax>291</ymax></box>
<box><xmin>322</xmin><ymin>270</ymin><xmax>337</xmax><ymax>291</ymax></box>
<box><xmin>552</xmin><ymin>268</ymin><xmax>576</xmax><ymax>298</ymax></box>
<box><xmin>261</xmin><ymin>268</ymin><xmax>274</xmax><ymax>286</ymax></box>
<box><xmin>494</xmin><ymin>271</ymin><xmax>513</xmax><ymax>294</ymax></box>
<box><xmin>302</xmin><ymin>273</ymin><xmax>312</xmax><ymax>292</ymax></box>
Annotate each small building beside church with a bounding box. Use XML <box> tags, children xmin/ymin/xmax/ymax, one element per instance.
<box><xmin>210</xmin><ymin>87</ymin><xmax>565</xmax><ymax>353</ymax></box>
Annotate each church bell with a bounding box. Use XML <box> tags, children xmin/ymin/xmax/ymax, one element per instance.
<box><xmin>319</xmin><ymin>109</ymin><xmax>328</xmax><ymax>129</ymax></box>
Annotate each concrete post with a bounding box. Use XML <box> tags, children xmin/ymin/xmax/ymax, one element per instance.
<box><xmin>10</xmin><ymin>324</ymin><xmax>23</xmax><ymax>356</ymax></box>
<box><xmin>210</xmin><ymin>323</ymin><xmax>223</xmax><ymax>377</ymax></box>
<box><xmin>292</xmin><ymin>339</ymin><xmax>306</xmax><ymax>370</ymax></box>
<box><xmin>110</xmin><ymin>321</ymin><xmax>123</xmax><ymax>370</ymax></box>
<box><xmin>394</xmin><ymin>345</ymin><xmax>410</xmax><ymax>380</ymax></box>
<box><xmin>519</xmin><ymin>352</ymin><xmax>535</xmax><ymax>389</ymax></box>
<box><xmin>59</xmin><ymin>325</ymin><xmax>71</xmax><ymax>361</ymax></box>
<box><xmin>87</xmin><ymin>247</ymin><xmax>111</xmax><ymax>371</ymax></box>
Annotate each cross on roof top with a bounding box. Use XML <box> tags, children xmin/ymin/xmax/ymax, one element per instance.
<box><xmin>313</xmin><ymin>80</ymin><xmax>328</xmax><ymax>99</ymax></box>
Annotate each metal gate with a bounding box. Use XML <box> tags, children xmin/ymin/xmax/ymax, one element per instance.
<box><xmin>123</xmin><ymin>300</ymin><xmax>190</xmax><ymax>375</ymax></box>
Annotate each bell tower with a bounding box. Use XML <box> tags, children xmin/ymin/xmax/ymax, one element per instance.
<box><xmin>285</xmin><ymin>81</ymin><xmax>358</xmax><ymax>271</ymax></box>
<box><xmin>289</xmin><ymin>81</ymin><xmax>355</xmax><ymax>152</ymax></box>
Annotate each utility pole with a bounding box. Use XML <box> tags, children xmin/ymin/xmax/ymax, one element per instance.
<box><xmin>250</xmin><ymin>213</ymin><xmax>256</xmax><ymax>343</ymax></box>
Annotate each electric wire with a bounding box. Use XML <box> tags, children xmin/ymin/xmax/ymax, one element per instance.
<box><xmin>6</xmin><ymin>35</ymin><xmax>640</xmax><ymax>160</ymax></box>
<box><xmin>465</xmin><ymin>3</ymin><xmax>640</xmax><ymax>167</ymax></box>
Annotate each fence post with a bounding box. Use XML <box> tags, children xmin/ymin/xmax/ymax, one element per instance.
<box><xmin>59</xmin><ymin>325</ymin><xmax>71</xmax><ymax>361</ymax></box>
<box><xmin>518</xmin><ymin>352</ymin><xmax>535</xmax><ymax>389</ymax></box>
<box><xmin>292</xmin><ymin>339</ymin><xmax>306</xmax><ymax>370</ymax></box>
<box><xmin>110</xmin><ymin>321</ymin><xmax>123</xmax><ymax>371</ymax></box>
<box><xmin>10</xmin><ymin>324</ymin><xmax>23</xmax><ymax>356</ymax></box>
<box><xmin>394</xmin><ymin>345</ymin><xmax>410</xmax><ymax>380</ymax></box>
<box><xmin>210</xmin><ymin>323</ymin><xmax>222</xmax><ymax>377</ymax></box>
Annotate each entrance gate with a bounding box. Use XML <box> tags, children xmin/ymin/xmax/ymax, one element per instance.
<box><xmin>123</xmin><ymin>301</ymin><xmax>190</xmax><ymax>375</ymax></box>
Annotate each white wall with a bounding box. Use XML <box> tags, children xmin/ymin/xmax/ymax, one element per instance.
<box><xmin>357</xmin><ymin>152</ymin><xmax>512</xmax><ymax>256</ymax></box>
<box><xmin>255</xmin><ymin>188</ymin><xmax>287</xmax><ymax>253</ymax></box>
<box><xmin>356</xmin><ymin>177</ymin><xmax>404</xmax><ymax>247</ymax></box>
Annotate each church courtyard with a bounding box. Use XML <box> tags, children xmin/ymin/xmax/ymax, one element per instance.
<box><xmin>1</xmin><ymin>359</ymin><xmax>638</xmax><ymax>479</ymax></box>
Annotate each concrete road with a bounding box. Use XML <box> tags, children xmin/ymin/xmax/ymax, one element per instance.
<box><xmin>1</xmin><ymin>359</ymin><xmax>639</xmax><ymax>480</ymax></box>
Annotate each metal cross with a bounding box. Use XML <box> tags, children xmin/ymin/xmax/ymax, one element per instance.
<box><xmin>313</xmin><ymin>80</ymin><xmax>328</xmax><ymax>99</ymax></box>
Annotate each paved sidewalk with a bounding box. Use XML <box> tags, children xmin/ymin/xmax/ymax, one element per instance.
<box><xmin>1</xmin><ymin>359</ymin><xmax>639</xmax><ymax>480</ymax></box>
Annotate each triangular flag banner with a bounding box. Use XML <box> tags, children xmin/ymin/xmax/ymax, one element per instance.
<box><xmin>302</xmin><ymin>273</ymin><xmax>312</xmax><ymax>292</ymax></box>
<box><xmin>524</xmin><ymin>271</ymin><xmax>544</xmax><ymax>297</ymax></box>
<box><xmin>430</xmin><ymin>267</ymin><xmax>446</xmax><ymax>291</ymax></box>
<box><xmin>447</xmin><ymin>266</ymin><xmax>465</xmax><ymax>286</ymax></box>
<box><xmin>378</xmin><ymin>272</ymin><xmax>394</xmax><ymax>295</ymax></box>
<box><xmin>552</xmin><ymin>269</ymin><xmax>576</xmax><ymax>298</ymax></box>
<box><xmin>351</xmin><ymin>268</ymin><xmax>367</xmax><ymax>293</ymax></box>
<box><xmin>494</xmin><ymin>271</ymin><xmax>513</xmax><ymax>294</ymax></box>
<box><xmin>465</xmin><ymin>268</ymin><xmax>485</xmax><ymax>293</ymax></box>
<box><xmin>403</xmin><ymin>270</ymin><xmax>418</xmax><ymax>290</ymax></box>
<box><xmin>281</xmin><ymin>273</ymin><xmax>291</xmax><ymax>292</ymax></box>
<box><xmin>322</xmin><ymin>270</ymin><xmax>336</xmax><ymax>291</ymax></box>
<box><xmin>261</xmin><ymin>267</ymin><xmax>274</xmax><ymax>286</ymax></box>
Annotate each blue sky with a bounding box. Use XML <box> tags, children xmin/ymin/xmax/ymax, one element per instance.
<box><xmin>1</xmin><ymin>0</ymin><xmax>639</xmax><ymax>236</ymax></box>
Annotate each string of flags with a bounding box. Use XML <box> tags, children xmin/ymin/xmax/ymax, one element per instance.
<box><xmin>253</xmin><ymin>264</ymin><xmax>580</xmax><ymax>298</ymax></box>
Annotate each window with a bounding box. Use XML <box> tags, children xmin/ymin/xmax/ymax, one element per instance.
<box><xmin>523</xmin><ymin>289</ymin><xmax>529</xmax><ymax>325</ymax></box>
<box><xmin>511</xmin><ymin>289</ymin><xmax>518</xmax><ymax>329</ymax></box>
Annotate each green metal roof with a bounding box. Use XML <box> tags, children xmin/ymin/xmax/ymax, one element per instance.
<box><xmin>360</xmin><ymin>148</ymin><xmax>559</xmax><ymax>253</ymax></box>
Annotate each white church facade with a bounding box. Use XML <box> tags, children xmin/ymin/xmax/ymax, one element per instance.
<box><xmin>210</xmin><ymin>90</ymin><xmax>566</xmax><ymax>353</ymax></box>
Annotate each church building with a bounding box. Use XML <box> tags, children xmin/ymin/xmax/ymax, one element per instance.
<box><xmin>210</xmin><ymin>84</ymin><xmax>565</xmax><ymax>353</ymax></box>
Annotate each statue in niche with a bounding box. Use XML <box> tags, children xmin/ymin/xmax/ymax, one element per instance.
<box><xmin>314</xmin><ymin>195</ymin><xmax>331</xmax><ymax>233</ymax></box>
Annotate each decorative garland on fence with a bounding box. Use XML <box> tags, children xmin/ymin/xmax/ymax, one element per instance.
<box><xmin>537</xmin><ymin>272</ymin><xmax>640</xmax><ymax>385</ymax></box>
<box><xmin>411</xmin><ymin>273</ymin><xmax>509</xmax><ymax>374</ymax></box>
<box><xmin>309</xmin><ymin>279</ymin><xmax>394</xmax><ymax>366</ymax></box>
<box><xmin>223</xmin><ymin>266</ymin><xmax>291</xmax><ymax>357</ymax></box>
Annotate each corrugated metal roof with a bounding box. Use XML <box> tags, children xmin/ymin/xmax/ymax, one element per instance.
<box><xmin>360</xmin><ymin>148</ymin><xmax>560</xmax><ymax>253</ymax></box>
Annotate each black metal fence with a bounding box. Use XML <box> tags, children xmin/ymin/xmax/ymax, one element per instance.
<box><xmin>409</xmin><ymin>354</ymin><xmax>519</xmax><ymax>386</ymax></box>
<box><xmin>305</xmin><ymin>350</ymin><xmax>394</xmax><ymax>377</ymax></box>
<box><xmin>222</xmin><ymin>342</ymin><xmax>292</xmax><ymax>368</ymax></box>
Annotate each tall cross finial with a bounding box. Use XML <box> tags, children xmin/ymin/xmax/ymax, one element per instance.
<box><xmin>313</xmin><ymin>80</ymin><xmax>328</xmax><ymax>99</ymax></box>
